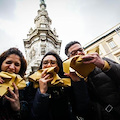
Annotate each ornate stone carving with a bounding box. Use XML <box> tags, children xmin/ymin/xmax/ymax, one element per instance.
<box><xmin>29</xmin><ymin>27</ymin><xmax>33</xmax><ymax>34</ymax></box>
<box><xmin>29</xmin><ymin>47</ymin><xmax>36</xmax><ymax>60</ymax></box>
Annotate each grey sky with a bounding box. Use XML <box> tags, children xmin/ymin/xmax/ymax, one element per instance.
<box><xmin>0</xmin><ymin>0</ymin><xmax>16</xmax><ymax>20</ymax></box>
<box><xmin>0</xmin><ymin>0</ymin><xmax>120</xmax><ymax>58</ymax></box>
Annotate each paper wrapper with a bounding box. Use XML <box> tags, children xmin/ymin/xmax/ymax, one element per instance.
<box><xmin>29</xmin><ymin>67</ymin><xmax>71</xmax><ymax>88</ymax></box>
<box><xmin>0</xmin><ymin>71</ymin><xmax>26</xmax><ymax>97</ymax></box>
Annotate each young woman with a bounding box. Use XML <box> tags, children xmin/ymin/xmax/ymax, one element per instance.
<box><xmin>27</xmin><ymin>51</ymin><xmax>89</xmax><ymax>120</ymax></box>
<box><xmin>0</xmin><ymin>47</ymin><xmax>28</xmax><ymax>120</ymax></box>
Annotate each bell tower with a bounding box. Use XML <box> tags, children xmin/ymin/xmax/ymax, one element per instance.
<box><xmin>23</xmin><ymin>0</ymin><xmax>62</xmax><ymax>75</ymax></box>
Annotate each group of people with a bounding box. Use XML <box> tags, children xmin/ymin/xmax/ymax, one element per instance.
<box><xmin>0</xmin><ymin>41</ymin><xmax>120</xmax><ymax>120</ymax></box>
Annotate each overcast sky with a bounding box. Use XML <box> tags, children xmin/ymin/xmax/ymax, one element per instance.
<box><xmin>0</xmin><ymin>0</ymin><xmax>120</xmax><ymax>59</ymax></box>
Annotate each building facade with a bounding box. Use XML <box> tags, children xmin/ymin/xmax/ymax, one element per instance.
<box><xmin>23</xmin><ymin>0</ymin><xmax>62</xmax><ymax>75</ymax></box>
<box><xmin>84</xmin><ymin>23</ymin><xmax>120</xmax><ymax>63</ymax></box>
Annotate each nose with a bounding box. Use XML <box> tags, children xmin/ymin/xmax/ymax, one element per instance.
<box><xmin>9</xmin><ymin>63</ymin><xmax>15</xmax><ymax>70</ymax></box>
<box><xmin>47</xmin><ymin>62</ymin><xmax>52</xmax><ymax>67</ymax></box>
<box><xmin>76</xmin><ymin>51</ymin><xmax>82</xmax><ymax>55</ymax></box>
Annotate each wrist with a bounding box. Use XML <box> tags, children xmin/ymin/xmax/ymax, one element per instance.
<box><xmin>14</xmin><ymin>106</ymin><xmax>20</xmax><ymax>112</ymax></box>
<box><xmin>40</xmin><ymin>88</ymin><xmax>47</xmax><ymax>94</ymax></box>
<box><xmin>98</xmin><ymin>59</ymin><xmax>105</xmax><ymax>69</ymax></box>
<box><xmin>102</xmin><ymin>60</ymin><xmax>110</xmax><ymax>71</ymax></box>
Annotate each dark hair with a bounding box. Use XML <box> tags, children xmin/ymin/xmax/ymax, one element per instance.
<box><xmin>65</xmin><ymin>41</ymin><xmax>81</xmax><ymax>56</ymax></box>
<box><xmin>0</xmin><ymin>47</ymin><xmax>27</xmax><ymax>77</ymax></box>
<box><xmin>39</xmin><ymin>51</ymin><xmax>64</xmax><ymax>77</ymax></box>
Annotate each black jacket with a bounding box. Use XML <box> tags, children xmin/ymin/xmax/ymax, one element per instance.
<box><xmin>0</xmin><ymin>89</ymin><xmax>29</xmax><ymax>120</ymax></box>
<box><xmin>85</xmin><ymin>58</ymin><xmax>120</xmax><ymax>120</ymax></box>
<box><xmin>27</xmin><ymin>78</ymin><xmax>89</xmax><ymax>120</ymax></box>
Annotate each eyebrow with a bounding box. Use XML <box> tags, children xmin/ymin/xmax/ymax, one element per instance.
<box><xmin>68</xmin><ymin>48</ymin><xmax>83</xmax><ymax>56</ymax></box>
<box><xmin>43</xmin><ymin>60</ymin><xmax>56</xmax><ymax>62</ymax></box>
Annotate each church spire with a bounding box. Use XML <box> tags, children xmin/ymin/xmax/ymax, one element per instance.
<box><xmin>34</xmin><ymin>0</ymin><xmax>51</xmax><ymax>29</ymax></box>
<box><xmin>23</xmin><ymin>0</ymin><xmax>62</xmax><ymax>74</ymax></box>
<box><xmin>40</xmin><ymin>0</ymin><xmax>46</xmax><ymax>10</ymax></box>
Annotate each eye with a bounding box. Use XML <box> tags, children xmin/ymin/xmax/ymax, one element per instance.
<box><xmin>6</xmin><ymin>61</ymin><xmax>12</xmax><ymax>64</ymax></box>
<box><xmin>43</xmin><ymin>61</ymin><xmax>48</xmax><ymax>64</ymax></box>
<box><xmin>80</xmin><ymin>48</ymin><xmax>83</xmax><ymax>51</ymax></box>
<box><xmin>71</xmin><ymin>51</ymin><xmax>76</xmax><ymax>55</ymax></box>
<box><xmin>51</xmin><ymin>61</ymin><xmax>56</xmax><ymax>64</ymax></box>
<box><xmin>15</xmin><ymin>63</ymin><xmax>20</xmax><ymax>66</ymax></box>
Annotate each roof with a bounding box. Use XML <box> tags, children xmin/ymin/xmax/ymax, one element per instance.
<box><xmin>84</xmin><ymin>23</ymin><xmax>120</xmax><ymax>49</ymax></box>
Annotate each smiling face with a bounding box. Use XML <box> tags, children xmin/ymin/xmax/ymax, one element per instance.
<box><xmin>1</xmin><ymin>54</ymin><xmax>21</xmax><ymax>74</ymax></box>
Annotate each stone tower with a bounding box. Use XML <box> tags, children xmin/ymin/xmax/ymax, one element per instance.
<box><xmin>23</xmin><ymin>0</ymin><xmax>62</xmax><ymax>75</ymax></box>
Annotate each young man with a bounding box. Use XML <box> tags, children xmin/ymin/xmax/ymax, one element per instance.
<box><xmin>65</xmin><ymin>41</ymin><xmax>120</xmax><ymax>120</ymax></box>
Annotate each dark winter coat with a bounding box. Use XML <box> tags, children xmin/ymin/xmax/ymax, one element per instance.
<box><xmin>85</xmin><ymin>58</ymin><xmax>120</xmax><ymax>120</ymax></box>
<box><xmin>27</xmin><ymin>78</ymin><xmax>89</xmax><ymax>120</ymax></box>
<box><xmin>0</xmin><ymin>89</ymin><xmax>29</xmax><ymax>120</ymax></box>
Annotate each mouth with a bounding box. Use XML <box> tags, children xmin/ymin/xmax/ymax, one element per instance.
<box><xmin>6</xmin><ymin>70</ymin><xmax>15</xmax><ymax>74</ymax></box>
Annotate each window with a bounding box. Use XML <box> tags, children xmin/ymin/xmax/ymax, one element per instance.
<box><xmin>114</xmin><ymin>52</ymin><xmax>120</xmax><ymax>63</ymax></box>
<box><xmin>108</xmin><ymin>40</ymin><xmax>116</xmax><ymax>49</ymax></box>
<box><xmin>117</xmin><ymin>55</ymin><xmax>120</xmax><ymax>62</ymax></box>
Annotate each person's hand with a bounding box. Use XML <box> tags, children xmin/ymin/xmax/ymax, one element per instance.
<box><xmin>0</xmin><ymin>77</ymin><xmax>4</xmax><ymax>84</ymax></box>
<box><xmin>64</xmin><ymin>72</ymin><xmax>80</xmax><ymax>82</ymax></box>
<box><xmin>82</xmin><ymin>52</ymin><xmax>105</xmax><ymax>69</ymax></box>
<box><xmin>39</xmin><ymin>69</ymin><xmax>53</xmax><ymax>94</ymax></box>
<box><xmin>4</xmin><ymin>83</ymin><xmax>20</xmax><ymax>111</ymax></box>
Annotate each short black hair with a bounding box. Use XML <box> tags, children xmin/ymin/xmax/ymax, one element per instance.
<box><xmin>65</xmin><ymin>41</ymin><xmax>81</xmax><ymax>56</ymax></box>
